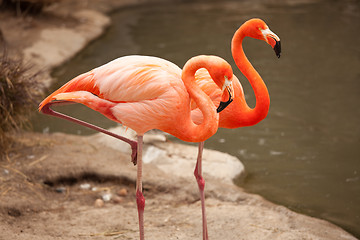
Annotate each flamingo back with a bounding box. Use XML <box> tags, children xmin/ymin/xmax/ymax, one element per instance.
<box><xmin>92</xmin><ymin>56</ymin><xmax>182</xmax><ymax>102</ymax></box>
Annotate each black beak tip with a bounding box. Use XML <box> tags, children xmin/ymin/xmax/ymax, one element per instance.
<box><xmin>216</xmin><ymin>99</ymin><xmax>233</xmax><ymax>113</ymax></box>
<box><xmin>274</xmin><ymin>40</ymin><xmax>281</xmax><ymax>58</ymax></box>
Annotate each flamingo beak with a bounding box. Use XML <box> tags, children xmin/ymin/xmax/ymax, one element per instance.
<box><xmin>217</xmin><ymin>76</ymin><xmax>234</xmax><ymax>113</ymax></box>
<box><xmin>261</xmin><ymin>28</ymin><xmax>281</xmax><ymax>58</ymax></box>
<box><xmin>273</xmin><ymin>40</ymin><xmax>281</xmax><ymax>58</ymax></box>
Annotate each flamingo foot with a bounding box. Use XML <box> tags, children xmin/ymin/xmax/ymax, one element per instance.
<box><xmin>131</xmin><ymin>144</ymin><xmax>138</xmax><ymax>165</ymax></box>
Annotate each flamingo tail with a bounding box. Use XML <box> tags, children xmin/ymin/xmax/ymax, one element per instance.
<box><xmin>38</xmin><ymin>71</ymin><xmax>100</xmax><ymax>111</ymax></box>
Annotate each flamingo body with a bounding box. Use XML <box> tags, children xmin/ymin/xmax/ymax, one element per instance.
<box><xmin>40</xmin><ymin>55</ymin><xmax>231</xmax><ymax>142</ymax></box>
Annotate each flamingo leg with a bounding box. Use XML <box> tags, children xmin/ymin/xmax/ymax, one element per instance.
<box><xmin>41</xmin><ymin>102</ymin><xmax>138</xmax><ymax>165</ymax></box>
<box><xmin>136</xmin><ymin>135</ymin><xmax>145</xmax><ymax>240</ymax></box>
<box><xmin>194</xmin><ymin>141</ymin><xmax>209</xmax><ymax>240</ymax></box>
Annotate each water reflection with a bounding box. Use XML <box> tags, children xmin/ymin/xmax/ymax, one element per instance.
<box><xmin>32</xmin><ymin>0</ymin><xmax>360</xmax><ymax>237</ymax></box>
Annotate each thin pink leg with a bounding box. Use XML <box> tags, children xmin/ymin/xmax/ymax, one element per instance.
<box><xmin>136</xmin><ymin>135</ymin><xmax>145</xmax><ymax>240</ymax></box>
<box><xmin>41</xmin><ymin>102</ymin><xmax>138</xmax><ymax>164</ymax></box>
<box><xmin>194</xmin><ymin>141</ymin><xmax>209</xmax><ymax>240</ymax></box>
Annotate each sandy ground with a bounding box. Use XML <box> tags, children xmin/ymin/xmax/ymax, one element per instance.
<box><xmin>1</xmin><ymin>132</ymin><xmax>357</xmax><ymax>240</ymax></box>
<box><xmin>0</xmin><ymin>0</ymin><xmax>358</xmax><ymax>239</ymax></box>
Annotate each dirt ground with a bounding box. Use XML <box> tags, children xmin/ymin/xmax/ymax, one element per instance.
<box><xmin>1</xmin><ymin>132</ymin><xmax>357</xmax><ymax>240</ymax></box>
<box><xmin>0</xmin><ymin>0</ymin><xmax>358</xmax><ymax>239</ymax></box>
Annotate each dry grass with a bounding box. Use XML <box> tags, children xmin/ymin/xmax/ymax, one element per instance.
<box><xmin>0</xmin><ymin>48</ymin><xmax>43</xmax><ymax>156</ymax></box>
<box><xmin>0</xmin><ymin>0</ymin><xmax>60</xmax><ymax>16</ymax></box>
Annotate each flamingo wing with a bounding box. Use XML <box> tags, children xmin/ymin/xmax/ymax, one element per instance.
<box><xmin>39</xmin><ymin>55</ymin><xmax>183</xmax><ymax>108</ymax></box>
<box><xmin>39</xmin><ymin>55</ymin><xmax>187</xmax><ymax>134</ymax></box>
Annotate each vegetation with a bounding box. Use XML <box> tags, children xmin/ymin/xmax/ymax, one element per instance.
<box><xmin>0</xmin><ymin>46</ymin><xmax>43</xmax><ymax>156</ymax></box>
<box><xmin>0</xmin><ymin>0</ymin><xmax>59</xmax><ymax>15</ymax></box>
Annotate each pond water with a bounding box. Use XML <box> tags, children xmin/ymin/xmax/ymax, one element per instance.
<box><xmin>32</xmin><ymin>0</ymin><xmax>360</xmax><ymax>237</ymax></box>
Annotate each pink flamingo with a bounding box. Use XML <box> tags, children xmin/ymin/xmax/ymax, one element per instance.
<box><xmin>38</xmin><ymin>55</ymin><xmax>234</xmax><ymax>240</ymax></box>
<box><xmin>190</xmin><ymin>18</ymin><xmax>281</xmax><ymax>239</ymax></box>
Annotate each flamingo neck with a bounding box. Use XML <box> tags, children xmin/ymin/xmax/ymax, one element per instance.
<box><xmin>231</xmin><ymin>26</ymin><xmax>270</xmax><ymax>126</ymax></box>
<box><xmin>176</xmin><ymin>57</ymin><xmax>219</xmax><ymax>142</ymax></box>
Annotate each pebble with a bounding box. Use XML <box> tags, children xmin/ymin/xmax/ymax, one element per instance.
<box><xmin>117</xmin><ymin>188</ymin><xmax>128</xmax><ymax>196</ymax></box>
<box><xmin>55</xmin><ymin>187</ymin><xmax>66</xmax><ymax>193</ymax></box>
<box><xmin>101</xmin><ymin>192</ymin><xmax>112</xmax><ymax>202</ymax></box>
<box><xmin>94</xmin><ymin>198</ymin><xmax>104</xmax><ymax>208</ymax></box>
<box><xmin>112</xmin><ymin>195</ymin><xmax>124</xmax><ymax>204</ymax></box>
<box><xmin>79</xmin><ymin>183</ymin><xmax>91</xmax><ymax>190</ymax></box>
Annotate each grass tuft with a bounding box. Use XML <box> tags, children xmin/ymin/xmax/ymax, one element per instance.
<box><xmin>0</xmin><ymin>47</ymin><xmax>43</xmax><ymax>156</ymax></box>
<box><xmin>0</xmin><ymin>0</ymin><xmax>60</xmax><ymax>16</ymax></box>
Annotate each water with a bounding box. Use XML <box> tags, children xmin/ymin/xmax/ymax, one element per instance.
<box><xmin>32</xmin><ymin>0</ymin><xmax>360</xmax><ymax>237</ymax></box>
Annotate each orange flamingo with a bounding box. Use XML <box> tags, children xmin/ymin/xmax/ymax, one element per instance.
<box><xmin>192</xmin><ymin>18</ymin><xmax>281</xmax><ymax>127</ymax></box>
<box><xmin>190</xmin><ymin>18</ymin><xmax>281</xmax><ymax>239</ymax></box>
<box><xmin>38</xmin><ymin>55</ymin><xmax>234</xmax><ymax>240</ymax></box>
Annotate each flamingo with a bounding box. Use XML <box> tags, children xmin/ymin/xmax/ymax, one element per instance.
<box><xmin>38</xmin><ymin>55</ymin><xmax>235</xmax><ymax>240</ymax></box>
<box><xmin>192</xmin><ymin>18</ymin><xmax>281</xmax><ymax>127</ymax></box>
<box><xmin>189</xmin><ymin>18</ymin><xmax>281</xmax><ymax>239</ymax></box>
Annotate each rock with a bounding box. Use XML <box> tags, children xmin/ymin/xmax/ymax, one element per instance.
<box><xmin>94</xmin><ymin>198</ymin><xmax>104</xmax><ymax>208</ymax></box>
<box><xmin>79</xmin><ymin>183</ymin><xmax>91</xmax><ymax>190</ymax></box>
<box><xmin>101</xmin><ymin>192</ymin><xmax>112</xmax><ymax>202</ymax></box>
<box><xmin>117</xmin><ymin>188</ymin><xmax>128</xmax><ymax>197</ymax></box>
<box><xmin>150</xmin><ymin>141</ymin><xmax>244</xmax><ymax>183</ymax></box>
<box><xmin>55</xmin><ymin>187</ymin><xmax>66</xmax><ymax>193</ymax></box>
<box><xmin>92</xmin><ymin>126</ymin><xmax>137</xmax><ymax>155</ymax></box>
<box><xmin>112</xmin><ymin>196</ymin><xmax>124</xmax><ymax>204</ymax></box>
<box><xmin>94</xmin><ymin>126</ymin><xmax>245</xmax><ymax>184</ymax></box>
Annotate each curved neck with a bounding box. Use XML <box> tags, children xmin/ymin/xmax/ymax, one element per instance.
<box><xmin>175</xmin><ymin>57</ymin><xmax>219</xmax><ymax>142</ymax></box>
<box><xmin>231</xmin><ymin>26</ymin><xmax>270</xmax><ymax>125</ymax></box>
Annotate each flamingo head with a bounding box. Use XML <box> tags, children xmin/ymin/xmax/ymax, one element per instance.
<box><xmin>245</xmin><ymin>18</ymin><xmax>281</xmax><ymax>58</ymax></box>
<box><xmin>186</xmin><ymin>55</ymin><xmax>235</xmax><ymax>113</ymax></box>
<box><xmin>209</xmin><ymin>60</ymin><xmax>235</xmax><ymax>113</ymax></box>
<box><xmin>217</xmin><ymin>74</ymin><xmax>235</xmax><ymax>113</ymax></box>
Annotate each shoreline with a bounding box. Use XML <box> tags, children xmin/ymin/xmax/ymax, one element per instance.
<box><xmin>0</xmin><ymin>0</ymin><xmax>357</xmax><ymax>239</ymax></box>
